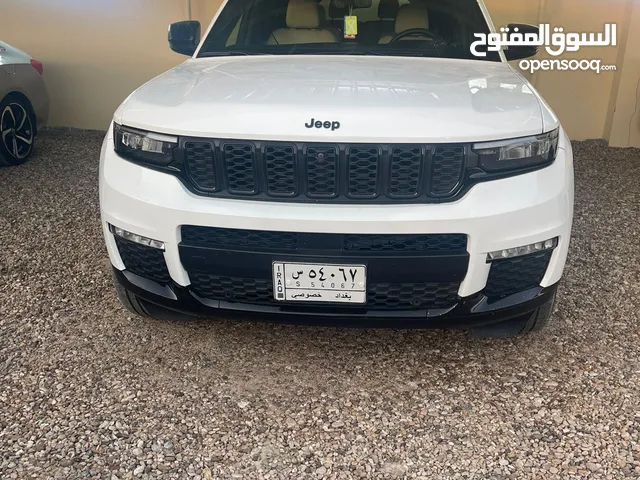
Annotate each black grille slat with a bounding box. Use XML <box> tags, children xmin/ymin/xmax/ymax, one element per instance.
<box><xmin>185</xmin><ymin>142</ymin><xmax>216</xmax><ymax>191</ymax></box>
<box><xmin>181</xmin><ymin>226</ymin><xmax>298</xmax><ymax>252</ymax></box>
<box><xmin>115</xmin><ymin>238</ymin><xmax>170</xmax><ymax>284</ymax></box>
<box><xmin>430</xmin><ymin>146</ymin><xmax>465</xmax><ymax>196</ymax></box>
<box><xmin>265</xmin><ymin>145</ymin><xmax>296</xmax><ymax>196</ymax></box>
<box><xmin>181</xmin><ymin>226</ymin><xmax>467</xmax><ymax>254</ymax></box>
<box><xmin>368</xmin><ymin>282</ymin><xmax>460</xmax><ymax>309</ymax></box>
<box><xmin>347</xmin><ymin>147</ymin><xmax>380</xmax><ymax>197</ymax></box>
<box><xmin>343</xmin><ymin>234</ymin><xmax>467</xmax><ymax>253</ymax></box>
<box><xmin>223</xmin><ymin>143</ymin><xmax>256</xmax><ymax>194</ymax></box>
<box><xmin>389</xmin><ymin>147</ymin><xmax>422</xmax><ymax>197</ymax></box>
<box><xmin>190</xmin><ymin>273</ymin><xmax>273</xmax><ymax>304</ymax></box>
<box><xmin>189</xmin><ymin>273</ymin><xmax>460</xmax><ymax>310</ymax></box>
<box><xmin>306</xmin><ymin>146</ymin><xmax>338</xmax><ymax>197</ymax></box>
<box><xmin>485</xmin><ymin>251</ymin><xmax>553</xmax><ymax>298</ymax></box>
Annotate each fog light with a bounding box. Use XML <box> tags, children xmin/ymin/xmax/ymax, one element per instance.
<box><xmin>109</xmin><ymin>224</ymin><xmax>165</xmax><ymax>250</ymax></box>
<box><xmin>487</xmin><ymin>237</ymin><xmax>558</xmax><ymax>262</ymax></box>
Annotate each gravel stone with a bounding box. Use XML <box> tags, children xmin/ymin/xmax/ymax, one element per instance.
<box><xmin>0</xmin><ymin>131</ymin><xmax>639</xmax><ymax>479</ymax></box>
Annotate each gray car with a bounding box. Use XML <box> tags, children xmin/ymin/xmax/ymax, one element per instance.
<box><xmin>0</xmin><ymin>41</ymin><xmax>49</xmax><ymax>166</ymax></box>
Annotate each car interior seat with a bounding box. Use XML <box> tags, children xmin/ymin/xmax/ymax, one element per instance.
<box><xmin>378</xmin><ymin>3</ymin><xmax>432</xmax><ymax>44</ymax></box>
<box><xmin>268</xmin><ymin>0</ymin><xmax>339</xmax><ymax>44</ymax></box>
<box><xmin>359</xmin><ymin>0</ymin><xmax>400</xmax><ymax>44</ymax></box>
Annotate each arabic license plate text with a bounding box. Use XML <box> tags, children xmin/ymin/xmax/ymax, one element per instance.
<box><xmin>272</xmin><ymin>262</ymin><xmax>367</xmax><ymax>304</ymax></box>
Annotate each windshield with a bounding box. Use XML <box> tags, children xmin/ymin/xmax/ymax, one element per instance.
<box><xmin>198</xmin><ymin>0</ymin><xmax>499</xmax><ymax>61</ymax></box>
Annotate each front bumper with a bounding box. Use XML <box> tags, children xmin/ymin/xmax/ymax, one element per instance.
<box><xmin>100</xmin><ymin>126</ymin><xmax>574</xmax><ymax>326</ymax></box>
<box><xmin>113</xmin><ymin>267</ymin><xmax>559</xmax><ymax>329</ymax></box>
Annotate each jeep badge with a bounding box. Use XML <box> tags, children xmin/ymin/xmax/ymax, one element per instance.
<box><xmin>305</xmin><ymin>118</ymin><xmax>341</xmax><ymax>131</ymax></box>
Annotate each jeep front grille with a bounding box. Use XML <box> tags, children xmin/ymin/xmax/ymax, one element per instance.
<box><xmin>181</xmin><ymin>139</ymin><xmax>466</xmax><ymax>203</ymax></box>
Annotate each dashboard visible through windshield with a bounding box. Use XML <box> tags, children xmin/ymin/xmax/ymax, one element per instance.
<box><xmin>198</xmin><ymin>0</ymin><xmax>499</xmax><ymax>61</ymax></box>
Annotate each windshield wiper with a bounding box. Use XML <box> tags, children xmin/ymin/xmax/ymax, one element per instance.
<box><xmin>199</xmin><ymin>51</ymin><xmax>272</xmax><ymax>58</ymax></box>
<box><xmin>198</xmin><ymin>43</ymin><xmax>474</xmax><ymax>60</ymax></box>
<box><xmin>342</xmin><ymin>50</ymin><xmax>387</xmax><ymax>56</ymax></box>
<box><xmin>281</xmin><ymin>42</ymin><xmax>456</xmax><ymax>58</ymax></box>
<box><xmin>310</xmin><ymin>49</ymin><xmax>441</xmax><ymax>58</ymax></box>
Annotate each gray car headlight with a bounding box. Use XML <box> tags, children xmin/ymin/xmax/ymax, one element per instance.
<box><xmin>473</xmin><ymin>128</ymin><xmax>559</xmax><ymax>172</ymax></box>
<box><xmin>114</xmin><ymin>123</ymin><xmax>178</xmax><ymax>166</ymax></box>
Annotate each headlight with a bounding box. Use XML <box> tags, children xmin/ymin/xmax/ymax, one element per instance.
<box><xmin>473</xmin><ymin>128</ymin><xmax>559</xmax><ymax>172</ymax></box>
<box><xmin>114</xmin><ymin>123</ymin><xmax>178</xmax><ymax>166</ymax></box>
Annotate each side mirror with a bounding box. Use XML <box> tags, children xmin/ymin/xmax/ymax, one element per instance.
<box><xmin>504</xmin><ymin>23</ymin><xmax>540</xmax><ymax>61</ymax></box>
<box><xmin>169</xmin><ymin>21</ymin><xmax>201</xmax><ymax>56</ymax></box>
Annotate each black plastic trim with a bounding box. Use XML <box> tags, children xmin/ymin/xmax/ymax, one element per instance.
<box><xmin>180</xmin><ymin>226</ymin><xmax>468</xmax><ymax>255</ymax></box>
<box><xmin>112</xmin><ymin>267</ymin><xmax>559</xmax><ymax>329</ymax></box>
<box><xmin>485</xmin><ymin>250</ymin><xmax>553</xmax><ymax>298</ymax></box>
<box><xmin>178</xmin><ymin>245</ymin><xmax>469</xmax><ymax>284</ymax></box>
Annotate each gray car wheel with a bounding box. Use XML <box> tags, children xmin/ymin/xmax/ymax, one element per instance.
<box><xmin>0</xmin><ymin>95</ymin><xmax>36</xmax><ymax>166</ymax></box>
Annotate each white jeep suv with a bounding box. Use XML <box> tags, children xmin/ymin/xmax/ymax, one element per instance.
<box><xmin>99</xmin><ymin>0</ymin><xmax>574</xmax><ymax>337</ymax></box>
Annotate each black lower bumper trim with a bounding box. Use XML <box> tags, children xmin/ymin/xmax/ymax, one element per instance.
<box><xmin>113</xmin><ymin>268</ymin><xmax>558</xmax><ymax>330</ymax></box>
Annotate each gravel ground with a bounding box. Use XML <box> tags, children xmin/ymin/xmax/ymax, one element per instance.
<box><xmin>0</xmin><ymin>130</ymin><xmax>639</xmax><ymax>480</ymax></box>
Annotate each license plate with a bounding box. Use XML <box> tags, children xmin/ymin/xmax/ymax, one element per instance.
<box><xmin>272</xmin><ymin>262</ymin><xmax>367</xmax><ymax>304</ymax></box>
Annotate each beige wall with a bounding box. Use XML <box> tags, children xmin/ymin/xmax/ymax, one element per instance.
<box><xmin>607</xmin><ymin>1</ymin><xmax>640</xmax><ymax>147</ymax></box>
<box><xmin>191</xmin><ymin>0</ymin><xmax>225</xmax><ymax>25</ymax></box>
<box><xmin>486</xmin><ymin>0</ymin><xmax>636</xmax><ymax>145</ymax></box>
<box><xmin>0</xmin><ymin>0</ymin><xmax>222</xmax><ymax>130</ymax></box>
<box><xmin>1</xmin><ymin>0</ymin><xmax>639</xmax><ymax>146</ymax></box>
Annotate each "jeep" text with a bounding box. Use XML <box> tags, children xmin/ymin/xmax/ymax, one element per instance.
<box><xmin>305</xmin><ymin>118</ymin><xmax>341</xmax><ymax>131</ymax></box>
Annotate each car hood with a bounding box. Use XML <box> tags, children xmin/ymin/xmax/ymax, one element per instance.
<box><xmin>115</xmin><ymin>56</ymin><xmax>558</xmax><ymax>143</ymax></box>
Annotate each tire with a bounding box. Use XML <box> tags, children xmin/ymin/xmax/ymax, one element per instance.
<box><xmin>469</xmin><ymin>293</ymin><xmax>556</xmax><ymax>339</ymax></box>
<box><xmin>113</xmin><ymin>275</ymin><xmax>152</xmax><ymax>318</ymax></box>
<box><xmin>0</xmin><ymin>94</ymin><xmax>37</xmax><ymax>167</ymax></box>
<box><xmin>519</xmin><ymin>293</ymin><xmax>556</xmax><ymax>334</ymax></box>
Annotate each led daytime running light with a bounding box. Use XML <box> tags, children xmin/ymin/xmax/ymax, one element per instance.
<box><xmin>487</xmin><ymin>237</ymin><xmax>558</xmax><ymax>262</ymax></box>
<box><xmin>109</xmin><ymin>224</ymin><xmax>165</xmax><ymax>250</ymax></box>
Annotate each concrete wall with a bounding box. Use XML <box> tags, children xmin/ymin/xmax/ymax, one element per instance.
<box><xmin>1</xmin><ymin>0</ymin><xmax>638</xmax><ymax>146</ymax></box>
